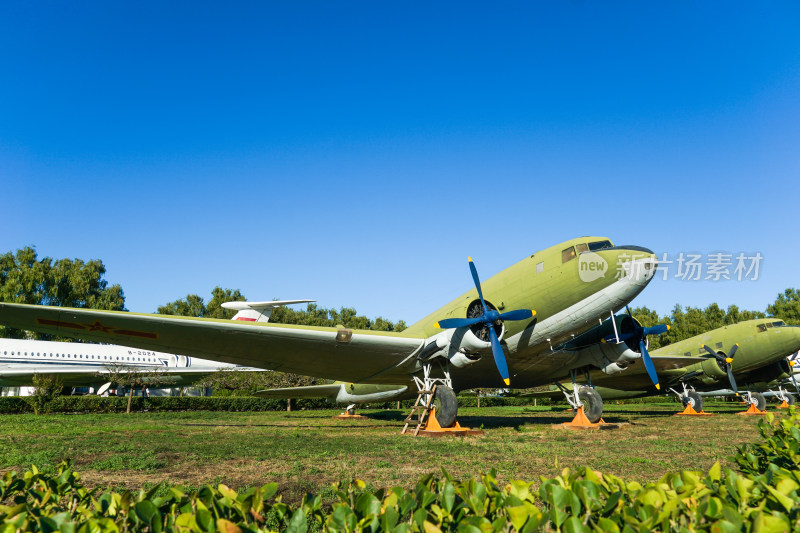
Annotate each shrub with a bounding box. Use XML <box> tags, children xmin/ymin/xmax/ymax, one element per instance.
<box><xmin>4</xmin><ymin>407</ymin><xmax>800</xmax><ymax>531</ymax></box>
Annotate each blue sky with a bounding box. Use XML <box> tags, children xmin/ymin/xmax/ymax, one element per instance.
<box><xmin>1</xmin><ymin>2</ymin><xmax>798</xmax><ymax>324</ymax></box>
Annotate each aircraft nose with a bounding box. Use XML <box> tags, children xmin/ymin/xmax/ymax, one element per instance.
<box><xmin>608</xmin><ymin>245</ymin><xmax>658</xmax><ymax>285</ymax></box>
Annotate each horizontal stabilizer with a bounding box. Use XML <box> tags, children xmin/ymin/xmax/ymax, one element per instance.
<box><xmin>221</xmin><ymin>299</ymin><xmax>315</xmax><ymax>323</ymax></box>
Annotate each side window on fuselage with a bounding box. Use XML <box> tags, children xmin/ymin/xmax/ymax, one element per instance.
<box><xmin>757</xmin><ymin>324</ymin><xmax>767</xmax><ymax>332</ymax></box>
<box><xmin>562</xmin><ymin>247</ymin><xmax>576</xmax><ymax>263</ymax></box>
<box><xmin>575</xmin><ymin>243</ymin><xmax>589</xmax><ymax>254</ymax></box>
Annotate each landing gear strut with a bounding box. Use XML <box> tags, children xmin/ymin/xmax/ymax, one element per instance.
<box><xmin>737</xmin><ymin>391</ymin><xmax>767</xmax><ymax>415</ymax></box>
<box><xmin>670</xmin><ymin>383</ymin><xmax>713</xmax><ymax>416</ymax></box>
<box><xmin>774</xmin><ymin>387</ymin><xmax>795</xmax><ymax>408</ymax></box>
<box><xmin>401</xmin><ymin>360</ymin><xmax>481</xmax><ymax>436</ymax></box>
<box><xmin>554</xmin><ymin>370</ymin><xmax>610</xmax><ymax>429</ymax></box>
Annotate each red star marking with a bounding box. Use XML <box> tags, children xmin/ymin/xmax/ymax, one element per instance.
<box><xmin>84</xmin><ymin>320</ymin><xmax>115</xmax><ymax>334</ymax></box>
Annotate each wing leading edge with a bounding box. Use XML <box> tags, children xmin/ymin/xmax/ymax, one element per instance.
<box><xmin>0</xmin><ymin>303</ymin><xmax>424</xmax><ymax>384</ymax></box>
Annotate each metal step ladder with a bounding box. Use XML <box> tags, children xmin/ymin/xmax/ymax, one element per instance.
<box><xmin>401</xmin><ymin>385</ymin><xmax>436</xmax><ymax>436</ymax></box>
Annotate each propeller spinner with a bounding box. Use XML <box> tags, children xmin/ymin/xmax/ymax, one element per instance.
<box><xmin>435</xmin><ymin>257</ymin><xmax>535</xmax><ymax>386</ymax></box>
<box><xmin>701</xmin><ymin>343</ymin><xmax>739</xmax><ymax>394</ymax></box>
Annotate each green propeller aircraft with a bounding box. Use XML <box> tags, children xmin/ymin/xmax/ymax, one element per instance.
<box><xmin>0</xmin><ymin>236</ymin><xmax>703</xmax><ymax>425</ymax></box>
<box><xmin>536</xmin><ymin>319</ymin><xmax>800</xmax><ymax>414</ymax></box>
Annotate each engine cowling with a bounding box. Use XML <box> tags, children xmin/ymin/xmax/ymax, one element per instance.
<box><xmin>417</xmin><ymin>327</ymin><xmax>489</xmax><ymax>368</ymax></box>
<box><xmin>448</xmin><ymin>351</ymin><xmax>482</xmax><ymax>368</ymax></box>
<box><xmin>569</xmin><ymin>341</ymin><xmax>640</xmax><ymax>375</ymax></box>
<box><xmin>697</xmin><ymin>357</ymin><xmax>728</xmax><ymax>385</ymax></box>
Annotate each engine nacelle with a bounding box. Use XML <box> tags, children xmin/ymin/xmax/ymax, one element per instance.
<box><xmin>579</xmin><ymin>342</ymin><xmax>641</xmax><ymax>366</ymax></box>
<box><xmin>447</xmin><ymin>324</ymin><xmax>502</xmax><ymax>354</ymax></box>
<box><xmin>599</xmin><ymin>362</ymin><xmax>629</xmax><ymax>375</ymax></box>
<box><xmin>697</xmin><ymin>357</ymin><xmax>728</xmax><ymax>385</ymax></box>
<box><xmin>448</xmin><ymin>351</ymin><xmax>482</xmax><ymax>368</ymax></box>
<box><xmin>417</xmin><ymin>327</ymin><xmax>492</xmax><ymax>368</ymax></box>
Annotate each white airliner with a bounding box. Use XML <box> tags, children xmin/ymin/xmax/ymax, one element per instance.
<box><xmin>0</xmin><ymin>300</ymin><xmax>313</xmax><ymax>393</ymax></box>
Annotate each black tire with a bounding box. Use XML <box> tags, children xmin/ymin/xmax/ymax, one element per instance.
<box><xmin>786</xmin><ymin>394</ymin><xmax>796</xmax><ymax>405</ymax></box>
<box><xmin>751</xmin><ymin>392</ymin><xmax>766</xmax><ymax>411</ymax></box>
<box><xmin>683</xmin><ymin>391</ymin><xmax>704</xmax><ymax>412</ymax></box>
<box><xmin>346</xmin><ymin>407</ymin><xmax>356</xmax><ymax>416</ymax></box>
<box><xmin>432</xmin><ymin>385</ymin><xmax>458</xmax><ymax>428</ymax></box>
<box><xmin>573</xmin><ymin>387</ymin><xmax>603</xmax><ymax>424</ymax></box>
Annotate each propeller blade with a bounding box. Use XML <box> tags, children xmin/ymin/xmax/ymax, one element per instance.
<box><xmin>436</xmin><ymin>316</ymin><xmax>485</xmax><ymax>329</ymax></box>
<box><xmin>643</xmin><ymin>324</ymin><xmax>669</xmax><ymax>336</ymax></box>
<box><xmin>701</xmin><ymin>345</ymin><xmax>724</xmax><ymax>362</ymax></box>
<box><xmin>639</xmin><ymin>339</ymin><xmax>660</xmax><ymax>390</ymax></box>
<box><xmin>497</xmin><ymin>309</ymin><xmax>535</xmax><ymax>322</ymax></box>
<box><xmin>726</xmin><ymin>344</ymin><xmax>738</xmax><ymax>363</ymax></box>
<box><xmin>468</xmin><ymin>257</ymin><xmax>488</xmax><ymax>313</ymax></box>
<box><xmin>488</xmin><ymin>325</ymin><xmax>511</xmax><ymax>386</ymax></box>
<box><xmin>726</xmin><ymin>365</ymin><xmax>739</xmax><ymax>394</ymax></box>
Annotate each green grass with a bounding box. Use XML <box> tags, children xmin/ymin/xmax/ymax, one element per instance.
<box><xmin>0</xmin><ymin>400</ymin><xmax>775</xmax><ymax>503</ymax></box>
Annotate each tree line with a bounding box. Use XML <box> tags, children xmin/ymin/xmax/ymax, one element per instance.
<box><xmin>2</xmin><ymin>246</ymin><xmax>799</xmax><ymax>352</ymax></box>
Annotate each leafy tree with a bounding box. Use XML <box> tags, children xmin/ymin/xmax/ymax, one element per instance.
<box><xmin>27</xmin><ymin>374</ymin><xmax>63</xmax><ymax>415</ymax></box>
<box><xmin>767</xmin><ymin>288</ymin><xmax>800</xmax><ymax>325</ymax></box>
<box><xmin>103</xmin><ymin>363</ymin><xmax>169</xmax><ymax>413</ymax></box>
<box><xmin>270</xmin><ymin>303</ymin><xmax>407</xmax><ymax>332</ymax></box>
<box><xmin>0</xmin><ymin>247</ymin><xmax>125</xmax><ymax>339</ymax></box>
<box><xmin>198</xmin><ymin>368</ymin><xmax>319</xmax><ymax>397</ymax></box>
<box><xmin>156</xmin><ymin>287</ymin><xmax>245</xmax><ymax>319</ymax></box>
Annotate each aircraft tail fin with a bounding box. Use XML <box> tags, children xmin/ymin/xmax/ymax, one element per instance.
<box><xmin>221</xmin><ymin>300</ymin><xmax>315</xmax><ymax>323</ymax></box>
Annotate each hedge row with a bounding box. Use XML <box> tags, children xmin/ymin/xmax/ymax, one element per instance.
<box><xmin>3</xmin><ymin>408</ymin><xmax>800</xmax><ymax>531</ymax></box>
<box><xmin>0</xmin><ymin>396</ymin><xmax>332</xmax><ymax>414</ymax></box>
<box><xmin>0</xmin><ymin>392</ymin><xmax>686</xmax><ymax>414</ymax></box>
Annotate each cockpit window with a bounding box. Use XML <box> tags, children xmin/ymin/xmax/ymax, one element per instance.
<box><xmin>766</xmin><ymin>322</ymin><xmax>774</xmax><ymax>328</ymax></box>
<box><xmin>562</xmin><ymin>246</ymin><xmax>577</xmax><ymax>263</ymax></box>
<box><xmin>588</xmin><ymin>240</ymin><xmax>613</xmax><ymax>251</ymax></box>
<box><xmin>773</xmin><ymin>321</ymin><xmax>786</xmax><ymax>327</ymax></box>
<box><xmin>575</xmin><ymin>243</ymin><xmax>589</xmax><ymax>254</ymax></box>
<box><xmin>757</xmin><ymin>324</ymin><xmax>767</xmax><ymax>332</ymax></box>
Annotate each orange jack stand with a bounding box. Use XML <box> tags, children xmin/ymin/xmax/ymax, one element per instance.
<box><xmin>552</xmin><ymin>406</ymin><xmax>621</xmax><ymax>430</ymax></box>
<box><xmin>411</xmin><ymin>408</ymin><xmax>484</xmax><ymax>437</ymax></box>
<box><xmin>674</xmin><ymin>404</ymin><xmax>715</xmax><ymax>416</ymax></box>
<box><xmin>777</xmin><ymin>401</ymin><xmax>791</xmax><ymax>409</ymax></box>
<box><xmin>737</xmin><ymin>403</ymin><xmax>767</xmax><ymax>415</ymax></box>
<box><xmin>556</xmin><ymin>406</ymin><xmax>599</xmax><ymax>430</ymax></box>
<box><xmin>333</xmin><ymin>411</ymin><xmax>366</xmax><ymax>420</ymax></box>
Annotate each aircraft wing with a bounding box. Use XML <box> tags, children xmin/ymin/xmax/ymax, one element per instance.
<box><xmin>0</xmin><ymin>303</ymin><xmax>424</xmax><ymax>384</ymax></box>
<box><xmin>587</xmin><ymin>355</ymin><xmax>709</xmax><ymax>390</ymax></box>
<box><xmin>254</xmin><ymin>384</ymin><xmax>342</xmax><ymax>399</ymax></box>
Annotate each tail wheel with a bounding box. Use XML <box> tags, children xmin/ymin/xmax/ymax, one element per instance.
<box><xmin>432</xmin><ymin>385</ymin><xmax>458</xmax><ymax>428</ymax></box>
<box><xmin>683</xmin><ymin>391</ymin><xmax>704</xmax><ymax>412</ymax></box>
<box><xmin>785</xmin><ymin>394</ymin><xmax>796</xmax><ymax>405</ymax></box>
<box><xmin>573</xmin><ymin>387</ymin><xmax>603</xmax><ymax>424</ymax></box>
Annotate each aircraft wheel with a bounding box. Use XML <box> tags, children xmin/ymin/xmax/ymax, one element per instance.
<box><xmin>786</xmin><ymin>394</ymin><xmax>796</xmax><ymax>405</ymax></box>
<box><xmin>346</xmin><ymin>407</ymin><xmax>356</xmax><ymax>416</ymax></box>
<box><xmin>751</xmin><ymin>392</ymin><xmax>766</xmax><ymax>411</ymax></box>
<box><xmin>574</xmin><ymin>387</ymin><xmax>603</xmax><ymax>424</ymax></box>
<box><xmin>432</xmin><ymin>385</ymin><xmax>458</xmax><ymax>428</ymax></box>
<box><xmin>683</xmin><ymin>391</ymin><xmax>703</xmax><ymax>412</ymax></box>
